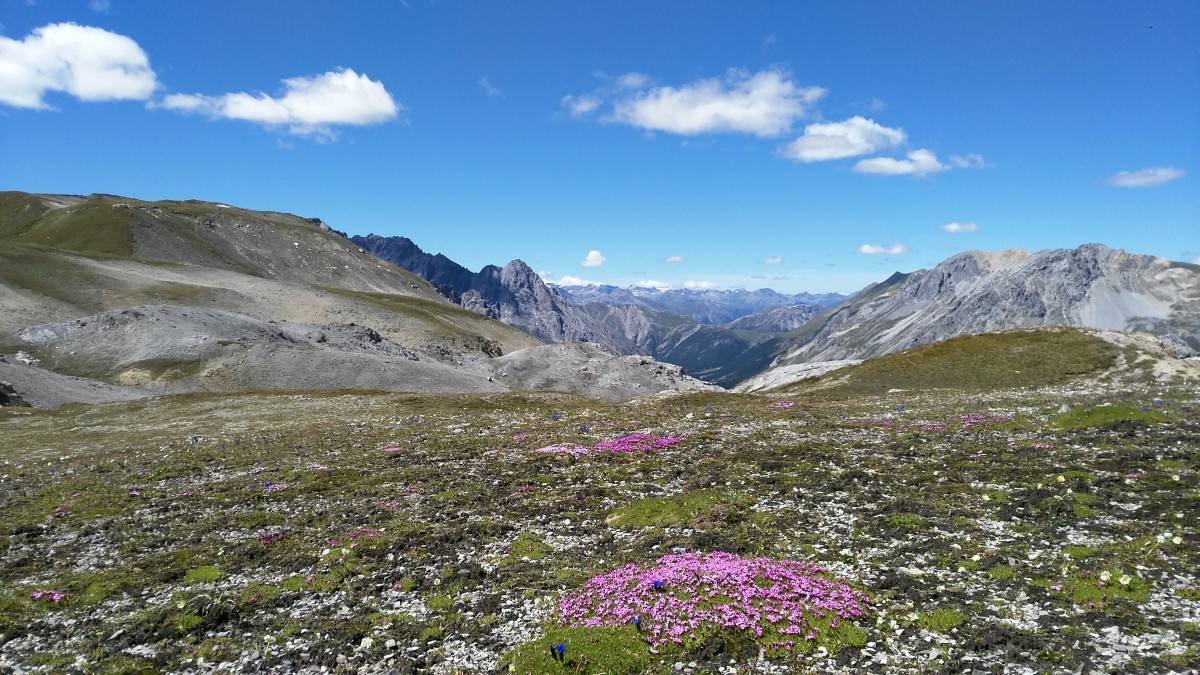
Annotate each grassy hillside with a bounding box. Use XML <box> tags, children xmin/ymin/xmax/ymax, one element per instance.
<box><xmin>775</xmin><ymin>328</ymin><xmax>1121</xmax><ymax>396</ymax></box>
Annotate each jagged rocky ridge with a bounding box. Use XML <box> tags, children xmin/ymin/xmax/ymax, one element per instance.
<box><xmin>351</xmin><ymin>233</ymin><xmax>832</xmax><ymax>386</ymax></box>
<box><xmin>772</xmin><ymin>244</ymin><xmax>1200</xmax><ymax>369</ymax></box>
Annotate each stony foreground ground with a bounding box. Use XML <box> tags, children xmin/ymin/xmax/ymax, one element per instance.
<box><xmin>0</xmin><ymin>385</ymin><xmax>1196</xmax><ymax>674</ymax></box>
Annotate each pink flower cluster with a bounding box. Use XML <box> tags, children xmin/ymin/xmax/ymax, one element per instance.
<box><xmin>595</xmin><ymin>434</ymin><xmax>684</xmax><ymax>453</ymax></box>
<box><xmin>29</xmin><ymin>590</ymin><xmax>65</xmax><ymax>603</ymax></box>
<box><xmin>769</xmin><ymin>401</ymin><xmax>797</xmax><ymax>409</ymax></box>
<box><xmin>557</xmin><ymin>552</ymin><xmax>871</xmax><ymax>648</ymax></box>
<box><xmin>532</xmin><ymin>443</ymin><xmax>594</xmax><ymax>457</ymax></box>
<box><xmin>533</xmin><ymin>434</ymin><xmax>685</xmax><ymax>457</ymax></box>
<box><xmin>328</xmin><ymin>527</ymin><xmax>384</xmax><ymax>547</ymax></box>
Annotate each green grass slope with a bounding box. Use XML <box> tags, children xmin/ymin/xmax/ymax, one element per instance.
<box><xmin>774</xmin><ymin>328</ymin><xmax>1120</xmax><ymax>396</ymax></box>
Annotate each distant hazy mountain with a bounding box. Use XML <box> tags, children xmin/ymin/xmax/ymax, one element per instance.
<box><xmin>771</xmin><ymin>244</ymin><xmax>1200</xmax><ymax>368</ymax></box>
<box><xmin>556</xmin><ymin>284</ymin><xmax>845</xmax><ymax>324</ymax></box>
<box><xmin>354</xmin><ymin>233</ymin><xmax>839</xmax><ymax>385</ymax></box>
<box><xmin>351</xmin><ymin>234</ymin><xmax>616</xmax><ymax>347</ymax></box>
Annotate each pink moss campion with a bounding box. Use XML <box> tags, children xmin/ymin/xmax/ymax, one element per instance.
<box><xmin>534</xmin><ymin>434</ymin><xmax>685</xmax><ymax>457</ymax></box>
<box><xmin>557</xmin><ymin>552</ymin><xmax>870</xmax><ymax>648</ymax></box>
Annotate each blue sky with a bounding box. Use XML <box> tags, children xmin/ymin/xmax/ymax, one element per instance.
<box><xmin>1</xmin><ymin>1</ymin><xmax>1196</xmax><ymax>294</ymax></box>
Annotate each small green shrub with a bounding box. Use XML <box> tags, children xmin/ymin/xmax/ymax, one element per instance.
<box><xmin>918</xmin><ymin>608</ymin><xmax>964</xmax><ymax>633</ymax></box>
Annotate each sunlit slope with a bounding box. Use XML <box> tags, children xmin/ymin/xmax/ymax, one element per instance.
<box><xmin>0</xmin><ymin>192</ymin><xmax>542</xmax><ymax>355</ymax></box>
<box><xmin>770</xmin><ymin>328</ymin><xmax>1130</xmax><ymax>396</ymax></box>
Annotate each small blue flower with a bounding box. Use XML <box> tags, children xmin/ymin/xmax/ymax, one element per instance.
<box><xmin>327</xmin><ymin>470</ymin><xmax>333</xmax><ymax>477</ymax></box>
<box><xmin>552</xmin><ymin>413</ymin><xmax>562</xmax><ymax>421</ymax></box>
<box><xmin>578</xmin><ymin>425</ymin><xmax>588</xmax><ymax>432</ymax></box>
<box><xmin>652</xmin><ymin>580</ymin><xmax>664</xmax><ymax>591</ymax></box>
<box><xmin>550</xmin><ymin>643</ymin><xmax>565</xmax><ymax>660</ymax></box>
<box><xmin>631</xmin><ymin>616</ymin><xmax>642</xmax><ymax>630</ymax></box>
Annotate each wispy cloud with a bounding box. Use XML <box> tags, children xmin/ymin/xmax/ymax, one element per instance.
<box><xmin>566</xmin><ymin>68</ymin><xmax>825</xmax><ymax>137</ymax></box>
<box><xmin>949</xmin><ymin>153</ymin><xmax>987</xmax><ymax>169</ymax></box>
<box><xmin>940</xmin><ymin>221</ymin><xmax>979</xmax><ymax>234</ymax></box>
<box><xmin>561</xmin><ymin>93</ymin><xmax>601</xmax><ymax>117</ymax></box>
<box><xmin>478</xmin><ymin>76</ymin><xmax>503</xmax><ymax>98</ymax></box>
<box><xmin>0</xmin><ymin>22</ymin><xmax>158</xmax><ymax>109</ymax></box>
<box><xmin>1107</xmin><ymin>167</ymin><xmax>1185</xmax><ymax>188</ymax></box>
<box><xmin>580</xmin><ymin>250</ymin><xmax>606</xmax><ymax>267</ymax></box>
<box><xmin>684</xmin><ymin>280</ymin><xmax>717</xmax><ymax>289</ymax></box>
<box><xmin>663</xmin><ymin>255</ymin><xmax>684</xmax><ymax>263</ymax></box>
<box><xmin>555</xmin><ymin>275</ymin><xmax>599</xmax><ymax>286</ymax></box>
<box><xmin>853</xmin><ymin>149</ymin><xmax>949</xmax><ymax>177</ymax></box>
<box><xmin>159</xmin><ymin>68</ymin><xmax>401</xmax><ymax>140</ymax></box>
<box><xmin>781</xmin><ymin>116</ymin><xmax>905</xmax><ymax>162</ymax></box>
<box><xmin>763</xmin><ymin>255</ymin><xmax>783</xmax><ymax>264</ymax></box>
<box><xmin>856</xmin><ymin>243</ymin><xmax>911</xmax><ymax>255</ymax></box>
<box><xmin>89</xmin><ymin>0</ymin><xmax>111</xmax><ymax>12</ymax></box>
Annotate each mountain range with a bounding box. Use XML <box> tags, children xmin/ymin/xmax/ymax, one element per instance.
<box><xmin>351</xmin><ymin>233</ymin><xmax>836</xmax><ymax>385</ymax></box>
<box><xmin>2</xmin><ymin>190</ymin><xmax>1198</xmax><ymax>408</ymax></box>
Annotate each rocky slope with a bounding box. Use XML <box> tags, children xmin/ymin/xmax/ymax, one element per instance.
<box><xmin>772</xmin><ymin>244</ymin><xmax>1200</xmax><ymax>368</ymax></box>
<box><xmin>0</xmin><ymin>192</ymin><xmax>713</xmax><ymax>406</ymax></box>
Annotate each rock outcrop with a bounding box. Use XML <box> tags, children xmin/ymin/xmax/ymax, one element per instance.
<box><xmin>774</xmin><ymin>244</ymin><xmax>1200</xmax><ymax>366</ymax></box>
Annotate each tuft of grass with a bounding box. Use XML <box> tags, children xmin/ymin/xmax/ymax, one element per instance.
<box><xmin>1048</xmin><ymin>404</ymin><xmax>1170</xmax><ymax>430</ymax></box>
<box><xmin>184</xmin><ymin>565</ymin><xmax>223</xmax><ymax>584</ymax></box>
<box><xmin>606</xmin><ymin>489</ymin><xmax>751</xmax><ymax>528</ymax></box>
<box><xmin>986</xmin><ymin>565</ymin><xmax>1015</xmax><ymax>581</ymax></box>
<box><xmin>499</xmin><ymin>625</ymin><xmax>652</xmax><ymax>674</ymax></box>
<box><xmin>918</xmin><ymin>608</ymin><xmax>964</xmax><ymax>633</ymax></box>
<box><xmin>883</xmin><ymin>513</ymin><xmax>927</xmax><ymax>531</ymax></box>
<box><xmin>504</xmin><ymin>531</ymin><xmax>552</xmax><ymax>563</ymax></box>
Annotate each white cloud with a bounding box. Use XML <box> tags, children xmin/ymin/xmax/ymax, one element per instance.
<box><xmin>1107</xmin><ymin>167</ymin><xmax>1185</xmax><ymax>188</ymax></box>
<box><xmin>763</xmin><ymin>255</ymin><xmax>783</xmax><ymax>264</ymax></box>
<box><xmin>604</xmin><ymin>69</ymin><xmax>825</xmax><ymax>137</ymax></box>
<box><xmin>89</xmin><ymin>0</ymin><xmax>112</xmax><ymax>12</ymax></box>
<box><xmin>634</xmin><ymin>279</ymin><xmax>672</xmax><ymax>290</ymax></box>
<box><xmin>556</xmin><ymin>275</ymin><xmax>598</xmax><ymax>286</ymax></box>
<box><xmin>940</xmin><ymin>221</ymin><xmax>979</xmax><ymax>234</ymax></box>
<box><xmin>663</xmin><ymin>255</ymin><xmax>684</xmax><ymax>263</ymax></box>
<box><xmin>160</xmin><ymin>68</ymin><xmax>400</xmax><ymax>138</ymax></box>
<box><xmin>853</xmin><ymin>149</ymin><xmax>949</xmax><ymax>177</ymax></box>
<box><xmin>580</xmin><ymin>250</ymin><xmax>606</xmax><ymax>267</ymax></box>
<box><xmin>561</xmin><ymin>94</ymin><xmax>601</xmax><ymax>117</ymax></box>
<box><xmin>616</xmin><ymin>72</ymin><xmax>651</xmax><ymax>89</ymax></box>
<box><xmin>0</xmin><ymin>22</ymin><xmax>157</xmax><ymax>109</ymax></box>
<box><xmin>781</xmin><ymin>116</ymin><xmax>906</xmax><ymax>162</ymax></box>
<box><xmin>949</xmin><ymin>153</ymin><xmax>987</xmax><ymax>169</ymax></box>
<box><xmin>856</xmin><ymin>243</ymin><xmax>911</xmax><ymax>255</ymax></box>
<box><xmin>684</xmin><ymin>280</ymin><xmax>717</xmax><ymax>289</ymax></box>
<box><xmin>478</xmin><ymin>76</ymin><xmax>503</xmax><ymax>98</ymax></box>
